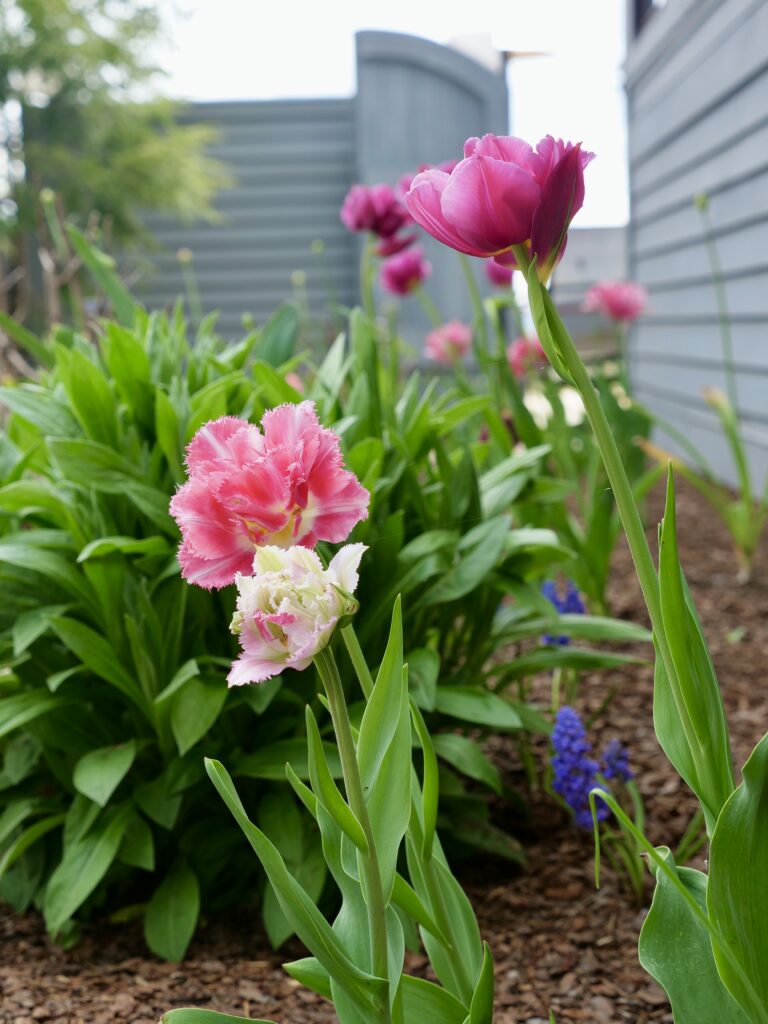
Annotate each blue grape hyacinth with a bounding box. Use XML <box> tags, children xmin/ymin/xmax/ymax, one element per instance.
<box><xmin>551</xmin><ymin>706</ymin><xmax>609</xmax><ymax>828</ymax></box>
<box><xmin>602</xmin><ymin>738</ymin><xmax>634</xmax><ymax>783</ymax></box>
<box><xmin>541</xmin><ymin>579</ymin><xmax>586</xmax><ymax>645</ymax></box>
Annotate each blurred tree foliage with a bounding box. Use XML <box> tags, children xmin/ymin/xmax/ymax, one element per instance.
<box><xmin>0</xmin><ymin>0</ymin><xmax>228</xmax><ymax>324</ymax></box>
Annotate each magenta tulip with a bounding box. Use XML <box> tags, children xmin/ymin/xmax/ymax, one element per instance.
<box><xmin>485</xmin><ymin>258</ymin><xmax>514</xmax><ymax>288</ymax></box>
<box><xmin>583</xmin><ymin>281</ymin><xmax>647</xmax><ymax>324</ymax></box>
<box><xmin>380</xmin><ymin>247</ymin><xmax>432</xmax><ymax>296</ymax></box>
<box><xmin>340</xmin><ymin>183</ymin><xmax>410</xmax><ymax>239</ymax></box>
<box><xmin>405</xmin><ymin>134</ymin><xmax>593</xmax><ymax>281</ymax></box>
<box><xmin>507</xmin><ymin>336</ymin><xmax>547</xmax><ymax>379</ymax></box>
<box><xmin>425</xmin><ymin>321</ymin><xmax>472</xmax><ymax>364</ymax></box>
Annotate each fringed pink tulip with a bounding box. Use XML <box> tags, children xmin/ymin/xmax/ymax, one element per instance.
<box><xmin>340</xmin><ymin>183</ymin><xmax>410</xmax><ymax>239</ymax></box>
<box><xmin>507</xmin><ymin>336</ymin><xmax>547</xmax><ymax>378</ymax></box>
<box><xmin>425</xmin><ymin>321</ymin><xmax>472</xmax><ymax>364</ymax></box>
<box><xmin>380</xmin><ymin>247</ymin><xmax>432</xmax><ymax>296</ymax></box>
<box><xmin>228</xmin><ymin>544</ymin><xmax>365</xmax><ymax>685</ymax></box>
<box><xmin>169</xmin><ymin>402</ymin><xmax>369</xmax><ymax>589</ymax></box>
<box><xmin>582</xmin><ymin>281</ymin><xmax>647</xmax><ymax>324</ymax></box>
<box><xmin>405</xmin><ymin>134</ymin><xmax>593</xmax><ymax>281</ymax></box>
<box><xmin>485</xmin><ymin>258</ymin><xmax>514</xmax><ymax>288</ymax></box>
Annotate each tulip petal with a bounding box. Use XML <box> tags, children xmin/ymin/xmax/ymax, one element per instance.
<box><xmin>440</xmin><ymin>156</ymin><xmax>540</xmax><ymax>254</ymax></box>
<box><xmin>328</xmin><ymin>543</ymin><xmax>367</xmax><ymax>593</ymax></box>
<box><xmin>405</xmin><ymin>170</ymin><xmax>487</xmax><ymax>257</ymax></box>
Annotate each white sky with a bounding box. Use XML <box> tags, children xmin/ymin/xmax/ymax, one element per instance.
<box><xmin>158</xmin><ymin>0</ymin><xmax>628</xmax><ymax>226</ymax></box>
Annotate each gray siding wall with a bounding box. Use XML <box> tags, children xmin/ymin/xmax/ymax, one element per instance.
<box><xmin>136</xmin><ymin>99</ymin><xmax>357</xmax><ymax>337</ymax></box>
<box><xmin>135</xmin><ymin>32</ymin><xmax>509</xmax><ymax>343</ymax></box>
<box><xmin>625</xmin><ymin>0</ymin><xmax>768</xmax><ymax>490</ymax></box>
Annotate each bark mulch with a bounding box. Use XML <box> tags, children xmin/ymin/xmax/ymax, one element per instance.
<box><xmin>2</xmin><ymin>479</ymin><xmax>766</xmax><ymax>1024</ymax></box>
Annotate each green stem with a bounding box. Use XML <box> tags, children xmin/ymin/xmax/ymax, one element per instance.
<box><xmin>341</xmin><ymin>624</ymin><xmax>375</xmax><ymax>700</ymax></box>
<box><xmin>361</xmin><ymin>237</ymin><xmax>377</xmax><ymax>319</ymax></box>
<box><xmin>415</xmin><ymin>286</ymin><xmax>442</xmax><ymax>327</ymax></box>
<box><xmin>698</xmin><ymin>202</ymin><xmax>739</xmax><ymax>414</ymax></box>
<box><xmin>616</xmin><ymin>323</ymin><xmax>630</xmax><ymax>393</ymax></box>
<box><xmin>512</xmin><ymin>245</ymin><xmax>700</xmax><ymax>775</ymax></box>
<box><xmin>459</xmin><ymin>253</ymin><xmax>489</xmax><ymax>357</ymax></box>
<box><xmin>314</xmin><ymin>647</ymin><xmax>390</xmax><ymax>1005</ymax></box>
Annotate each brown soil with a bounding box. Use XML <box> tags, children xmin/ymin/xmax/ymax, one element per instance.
<box><xmin>2</xmin><ymin>479</ymin><xmax>766</xmax><ymax>1024</ymax></box>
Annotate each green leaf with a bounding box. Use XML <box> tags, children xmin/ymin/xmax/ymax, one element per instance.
<box><xmin>468</xmin><ymin>943</ymin><xmax>495</xmax><ymax>1023</ymax></box>
<box><xmin>638</xmin><ymin>848</ymin><xmax>748</xmax><ymax>1023</ymax></box>
<box><xmin>61</xmin><ymin>349</ymin><xmax>118</xmax><ymax>448</ymax></box>
<box><xmin>66</xmin><ymin>227</ymin><xmax>137</xmax><ymax>325</ymax></box>
<box><xmin>0</xmin><ymin>385</ymin><xmax>81</xmax><ymax>436</ymax></box>
<box><xmin>50</xmin><ymin>616</ymin><xmax>147</xmax><ymax>714</ymax></box>
<box><xmin>144</xmin><ymin>860</ymin><xmax>200</xmax><ymax>962</ymax></box>
<box><xmin>155</xmin><ymin>388</ymin><xmax>184</xmax><ymax>481</ymax></box>
<box><xmin>0</xmin><ymin>814</ymin><xmax>66</xmax><ymax>878</ymax></box>
<box><xmin>0</xmin><ymin>545</ymin><xmax>99</xmax><ymax>619</ymax></box>
<box><xmin>422</xmin><ymin>516</ymin><xmax>510</xmax><ymax>606</ymax></box>
<box><xmin>257</xmin><ymin>303</ymin><xmax>300</xmax><ymax>366</ymax></box>
<box><xmin>13</xmin><ymin>605</ymin><xmax>70</xmax><ymax>656</ymax></box>
<box><xmin>709</xmin><ymin>732</ymin><xmax>768</xmax><ymax>1016</ymax></box>
<box><xmin>497</xmin><ymin>646</ymin><xmax>644</xmax><ymax>682</ymax></box>
<box><xmin>410</xmin><ymin>702</ymin><xmax>438</xmax><ymax>859</ymax></box>
<box><xmin>234</xmin><ymin>739</ymin><xmax>341</xmax><ymax>781</ymax></box>
<box><xmin>434</xmin><ymin>688</ymin><xmax>522</xmax><ymax>730</ymax></box>
<box><xmin>433</xmin><ymin>735</ymin><xmax>501</xmax><ymax>795</ymax></box>
<box><xmin>400</xmin><ymin>975</ymin><xmax>469</xmax><ymax>1023</ymax></box>
<box><xmin>0</xmin><ymin>311</ymin><xmax>53</xmax><ymax>368</ymax></box>
<box><xmin>283</xmin><ymin>957</ymin><xmax>333</xmax><ymax>1000</ymax></box>
<box><xmin>0</xmin><ymin>691</ymin><xmax>63</xmax><ymax>740</ymax></box>
<box><xmin>204</xmin><ymin>758</ymin><xmax>387</xmax><ymax>1015</ymax></box>
<box><xmin>44</xmin><ymin>805</ymin><xmax>131</xmax><ymax>932</ymax></box>
<box><xmin>171</xmin><ymin>676</ymin><xmax>228</xmax><ymax>756</ymax></box>
<box><xmin>657</xmin><ymin>470</ymin><xmax>734</xmax><ymax>827</ymax></box>
<box><xmin>406</xmin><ymin>648</ymin><xmax>439</xmax><ymax>712</ymax></box>
<box><xmin>77</xmin><ymin>536</ymin><xmax>169</xmax><ymax>562</ymax></box>
<box><xmin>357</xmin><ymin>599</ymin><xmax>411</xmax><ymax>899</ymax></box>
<box><xmin>73</xmin><ymin>741</ymin><xmax>137</xmax><ymax>807</ymax></box>
<box><xmin>119</xmin><ymin>813</ymin><xmax>155</xmax><ymax>871</ymax></box>
<box><xmin>305</xmin><ymin>707</ymin><xmax>367</xmax><ymax>852</ymax></box>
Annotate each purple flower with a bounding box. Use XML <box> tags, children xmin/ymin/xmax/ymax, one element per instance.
<box><xmin>551</xmin><ymin>707</ymin><xmax>608</xmax><ymax>829</ymax></box>
<box><xmin>541</xmin><ymin>580</ymin><xmax>585</xmax><ymax>645</ymax></box>
<box><xmin>602</xmin><ymin>739</ymin><xmax>634</xmax><ymax>783</ymax></box>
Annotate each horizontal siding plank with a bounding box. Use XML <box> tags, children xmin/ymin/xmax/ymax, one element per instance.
<box><xmin>629</xmin><ymin>1</ymin><xmax>768</xmax><ymax>163</ymax></box>
<box><xmin>631</xmin><ymin>322</ymin><xmax>768</xmax><ymax>370</ymax></box>
<box><xmin>632</xmin><ymin>122</ymin><xmax>768</xmax><ymax>223</ymax></box>
<box><xmin>632</xmin><ymin>358</ymin><xmax>768</xmax><ymax>423</ymax></box>
<box><xmin>636</xmin><ymin>219</ymin><xmax>768</xmax><ymax>287</ymax></box>
<box><xmin>637</xmin><ymin>271</ymin><xmax>768</xmax><ymax>318</ymax></box>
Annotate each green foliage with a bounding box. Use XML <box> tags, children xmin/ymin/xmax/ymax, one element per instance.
<box><xmin>0</xmin><ymin>238</ymin><xmax>645</xmax><ymax>954</ymax></box>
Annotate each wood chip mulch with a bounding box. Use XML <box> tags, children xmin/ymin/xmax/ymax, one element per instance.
<box><xmin>2</xmin><ymin>479</ymin><xmax>766</xmax><ymax>1023</ymax></box>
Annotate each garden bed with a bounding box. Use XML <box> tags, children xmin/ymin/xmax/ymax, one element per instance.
<box><xmin>2</xmin><ymin>478</ymin><xmax>766</xmax><ymax>1024</ymax></box>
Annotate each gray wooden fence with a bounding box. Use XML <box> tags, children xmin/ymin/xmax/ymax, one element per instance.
<box><xmin>625</xmin><ymin>0</ymin><xmax>768</xmax><ymax>490</ymax></box>
<box><xmin>135</xmin><ymin>31</ymin><xmax>508</xmax><ymax>342</ymax></box>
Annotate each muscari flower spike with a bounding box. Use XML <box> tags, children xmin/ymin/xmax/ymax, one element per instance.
<box><xmin>541</xmin><ymin>579</ymin><xmax>585</xmax><ymax>645</ymax></box>
<box><xmin>551</xmin><ymin>706</ymin><xmax>609</xmax><ymax>829</ymax></box>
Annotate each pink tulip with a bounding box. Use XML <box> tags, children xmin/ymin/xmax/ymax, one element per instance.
<box><xmin>397</xmin><ymin>160</ymin><xmax>460</xmax><ymax>198</ymax></box>
<box><xmin>425</xmin><ymin>321</ymin><xmax>472</xmax><ymax>364</ymax></box>
<box><xmin>404</xmin><ymin>134</ymin><xmax>594</xmax><ymax>281</ymax></box>
<box><xmin>485</xmin><ymin>258</ymin><xmax>514</xmax><ymax>288</ymax></box>
<box><xmin>169</xmin><ymin>402</ymin><xmax>369</xmax><ymax>589</ymax></box>
<box><xmin>375</xmin><ymin>232</ymin><xmax>418</xmax><ymax>257</ymax></box>
<box><xmin>229</xmin><ymin>544</ymin><xmax>365</xmax><ymax>685</ymax></box>
<box><xmin>507</xmin><ymin>336</ymin><xmax>547</xmax><ymax>378</ymax></box>
<box><xmin>285</xmin><ymin>372</ymin><xmax>304</xmax><ymax>393</ymax></box>
<box><xmin>340</xmin><ymin>183</ymin><xmax>410</xmax><ymax>239</ymax></box>
<box><xmin>380</xmin><ymin>247</ymin><xmax>432</xmax><ymax>296</ymax></box>
<box><xmin>582</xmin><ymin>281</ymin><xmax>647</xmax><ymax>323</ymax></box>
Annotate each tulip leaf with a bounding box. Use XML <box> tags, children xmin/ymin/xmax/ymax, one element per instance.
<box><xmin>144</xmin><ymin>860</ymin><xmax>200</xmax><ymax>962</ymax></box>
<box><xmin>305</xmin><ymin>706</ymin><xmax>368</xmax><ymax>853</ymax></box>
<box><xmin>161</xmin><ymin>1012</ymin><xmax>276</xmax><ymax>1024</ymax></box>
<box><xmin>638</xmin><ymin>848</ymin><xmax>749</xmax><ymax>1023</ymax></box>
<box><xmin>468</xmin><ymin>943</ymin><xmax>495</xmax><ymax>1024</ymax></box>
<box><xmin>708</xmin><ymin>732</ymin><xmax>768</xmax><ymax>1018</ymax></box>
<box><xmin>204</xmin><ymin>758</ymin><xmax>387</xmax><ymax>1015</ymax></box>
<box><xmin>73</xmin><ymin>740</ymin><xmax>136</xmax><ymax>807</ymax></box>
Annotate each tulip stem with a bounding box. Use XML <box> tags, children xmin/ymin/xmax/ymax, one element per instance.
<box><xmin>341</xmin><ymin>624</ymin><xmax>374</xmax><ymax>700</ymax></box>
<box><xmin>314</xmin><ymin>647</ymin><xmax>391</xmax><ymax>1014</ymax></box>
<box><xmin>415</xmin><ymin>286</ymin><xmax>442</xmax><ymax>327</ymax></box>
<box><xmin>512</xmin><ymin>244</ymin><xmax>705</xmax><ymax>789</ymax></box>
<box><xmin>361</xmin><ymin>237</ymin><xmax>377</xmax><ymax>320</ymax></box>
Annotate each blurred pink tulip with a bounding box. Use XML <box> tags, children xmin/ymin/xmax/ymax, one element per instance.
<box><xmin>425</xmin><ymin>321</ymin><xmax>472</xmax><ymax>364</ymax></box>
<box><xmin>375</xmin><ymin>232</ymin><xmax>418</xmax><ymax>257</ymax></box>
<box><xmin>485</xmin><ymin>258</ymin><xmax>514</xmax><ymax>288</ymax></box>
<box><xmin>285</xmin><ymin>372</ymin><xmax>304</xmax><ymax>393</ymax></box>
<box><xmin>405</xmin><ymin>134</ymin><xmax>593</xmax><ymax>280</ymax></box>
<box><xmin>340</xmin><ymin>183</ymin><xmax>410</xmax><ymax>239</ymax></box>
<box><xmin>507</xmin><ymin>336</ymin><xmax>547</xmax><ymax>378</ymax></box>
<box><xmin>582</xmin><ymin>281</ymin><xmax>647</xmax><ymax>323</ymax></box>
<box><xmin>380</xmin><ymin>247</ymin><xmax>432</xmax><ymax>296</ymax></box>
<box><xmin>169</xmin><ymin>402</ymin><xmax>369</xmax><ymax>589</ymax></box>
